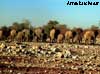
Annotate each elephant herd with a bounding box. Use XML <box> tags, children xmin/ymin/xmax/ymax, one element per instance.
<box><xmin>48</xmin><ymin>27</ymin><xmax>100</xmax><ymax>44</ymax></box>
<box><xmin>0</xmin><ymin>27</ymin><xmax>100</xmax><ymax>44</ymax></box>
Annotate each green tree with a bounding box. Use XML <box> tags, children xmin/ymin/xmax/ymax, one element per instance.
<box><xmin>48</xmin><ymin>20</ymin><xmax>59</xmax><ymax>26</ymax></box>
<box><xmin>43</xmin><ymin>20</ymin><xmax>59</xmax><ymax>36</ymax></box>
<box><xmin>10</xmin><ymin>22</ymin><xmax>20</xmax><ymax>30</ymax></box>
<box><xmin>91</xmin><ymin>25</ymin><xmax>99</xmax><ymax>30</ymax></box>
<box><xmin>22</xmin><ymin>19</ymin><xmax>31</xmax><ymax>29</ymax></box>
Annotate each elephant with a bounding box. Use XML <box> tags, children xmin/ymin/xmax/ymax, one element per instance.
<box><xmin>22</xmin><ymin>29</ymin><xmax>30</xmax><ymax>41</ymax></box>
<box><xmin>0</xmin><ymin>30</ymin><xmax>3</xmax><ymax>40</ymax></box>
<box><xmin>73</xmin><ymin>28</ymin><xmax>83</xmax><ymax>43</ymax></box>
<box><xmin>50</xmin><ymin>28</ymin><xmax>56</xmax><ymax>42</ymax></box>
<box><xmin>65</xmin><ymin>30</ymin><xmax>73</xmax><ymax>43</ymax></box>
<box><xmin>57</xmin><ymin>34</ymin><xmax>64</xmax><ymax>43</ymax></box>
<box><xmin>0</xmin><ymin>27</ymin><xmax>10</xmax><ymax>40</ymax></box>
<box><xmin>8</xmin><ymin>29</ymin><xmax>16</xmax><ymax>41</ymax></box>
<box><xmin>34</xmin><ymin>27</ymin><xmax>44</xmax><ymax>42</ymax></box>
<box><xmin>49</xmin><ymin>28</ymin><xmax>60</xmax><ymax>43</ymax></box>
<box><xmin>16</xmin><ymin>31</ymin><xmax>24</xmax><ymax>42</ymax></box>
<box><xmin>73</xmin><ymin>34</ymin><xmax>82</xmax><ymax>44</ymax></box>
<box><xmin>83</xmin><ymin>30</ymin><xmax>95</xmax><ymax>44</ymax></box>
<box><xmin>42</xmin><ymin>33</ymin><xmax>47</xmax><ymax>42</ymax></box>
<box><xmin>29</xmin><ymin>29</ymin><xmax>34</xmax><ymax>42</ymax></box>
<box><xmin>96</xmin><ymin>30</ymin><xmax>100</xmax><ymax>43</ymax></box>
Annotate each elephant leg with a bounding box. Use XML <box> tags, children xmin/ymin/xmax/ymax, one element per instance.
<box><xmin>84</xmin><ymin>38</ymin><xmax>88</xmax><ymax>44</ymax></box>
<box><xmin>85</xmin><ymin>40</ymin><xmax>87</xmax><ymax>44</ymax></box>
<box><xmin>50</xmin><ymin>38</ymin><xmax>53</xmax><ymax>43</ymax></box>
<box><xmin>26</xmin><ymin>37</ymin><xmax>27</xmax><ymax>41</ymax></box>
<box><xmin>20</xmin><ymin>38</ymin><xmax>22</xmax><ymax>42</ymax></box>
<box><xmin>93</xmin><ymin>37</ymin><xmax>96</xmax><ymax>44</ymax></box>
<box><xmin>68</xmin><ymin>39</ymin><xmax>70</xmax><ymax>43</ymax></box>
<box><xmin>71</xmin><ymin>38</ymin><xmax>73</xmax><ymax>44</ymax></box>
<box><xmin>66</xmin><ymin>39</ymin><xmax>68</xmax><ymax>43</ymax></box>
<box><xmin>91</xmin><ymin>39</ymin><xmax>94</xmax><ymax>44</ymax></box>
<box><xmin>10</xmin><ymin>36</ymin><xmax>13</xmax><ymax>41</ymax></box>
<box><xmin>88</xmin><ymin>38</ymin><xmax>91</xmax><ymax>45</ymax></box>
<box><xmin>94</xmin><ymin>38</ymin><xmax>96</xmax><ymax>44</ymax></box>
<box><xmin>54</xmin><ymin>39</ymin><xmax>56</xmax><ymax>43</ymax></box>
<box><xmin>52</xmin><ymin>39</ymin><xmax>53</xmax><ymax>43</ymax></box>
<box><xmin>12</xmin><ymin>36</ymin><xmax>14</xmax><ymax>41</ymax></box>
<box><xmin>85</xmin><ymin>39</ymin><xmax>88</xmax><ymax>44</ymax></box>
<box><xmin>52</xmin><ymin>39</ymin><xmax>54</xmax><ymax>43</ymax></box>
<box><xmin>79</xmin><ymin>39</ymin><xmax>81</xmax><ymax>44</ymax></box>
<box><xmin>65</xmin><ymin>38</ymin><xmax>68</xmax><ymax>43</ymax></box>
<box><xmin>64</xmin><ymin>38</ymin><xmax>67</xmax><ymax>43</ymax></box>
<box><xmin>26</xmin><ymin>37</ymin><xmax>29</xmax><ymax>42</ymax></box>
<box><xmin>40</xmin><ymin>36</ymin><xmax>43</xmax><ymax>42</ymax></box>
<box><xmin>11</xmin><ymin>36</ymin><xmax>13</xmax><ymax>41</ymax></box>
<box><xmin>87</xmin><ymin>39</ymin><xmax>90</xmax><ymax>44</ymax></box>
<box><xmin>35</xmin><ymin>36</ymin><xmax>38</xmax><ymax>42</ymax></box>
<box><xmin>77</xmin><ymin>38</ymin><xmax>81</xmax><ymax>44</ymax></box>
<box><xmin>8</xmin><ymin>36</ymin><xmax>10</xmax><ymax>41</ymax></box>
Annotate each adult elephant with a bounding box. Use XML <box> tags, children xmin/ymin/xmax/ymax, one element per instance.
<box><xmin>83</xmin><ymin>30</ymin><xmax>95</xmax><ymax>44</ymax></box>
<box><xmin>50</xmin><ymin>27</ymin><xmax>60</xmax><ymax>43</ymax></box>
<box><xmin>73</xmin><ymin>28</ymin><xmax>83</xmax><ymax>44</ymax></box>
<box><xmin>65</xmin><ymin>30</ymin><xmax>74</xmax><ymax>43</ymax></box>
<box><xmin>34</xmin><ymin>27</ymin><xmax>44</xmax><ymax>42</ymax></box>
<box><xmin>16</xmin><ymin>31</ymin><xmax>24</xmax><ymax>42</ymax></box>
<box><xmin>57</xmin><ymin>34</ymin><xmax>64</xmax><ymax>43</ymax></box>
<box><xmin>8</xmin><ymin>29</ymin><xmax>17</xmax><ymax>41</ymax></box>
<box><xmin>96</xmin><ymin>30</ymin><xmax>100</xmax><ymax>44</ymax></box>
<box><xmin>22</xmin><ymin>29</ymin><xmax>30</xmax><ymax>41</ymax></box>
<box><xmin>50</xmin><ymin>28</ymin><xmax>56</xmax><ymax>43</ymax></box>
<box><xmin>0</xmin><ymin>30</ymin><xmax>3</xmax><ymax>40</ymax></box>
<box><xmin>73</xmin><ymin>34</ymin><xmax>83</xmax><ymax>44</ymax></box>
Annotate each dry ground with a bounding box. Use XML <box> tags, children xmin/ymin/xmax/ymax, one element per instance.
<box><xmin>0</xmin><ymin>41</ymin><xmax>100</xmax><ymax>74</ymax></box>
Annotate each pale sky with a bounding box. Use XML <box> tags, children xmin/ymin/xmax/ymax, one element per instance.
<box><xmin>0</xmin><ymin>0</ymin><xmax>100</xmax><ymax>28</ymax></box>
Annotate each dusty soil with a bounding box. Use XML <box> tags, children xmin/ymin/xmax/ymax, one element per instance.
<box><xmin>0</xmin><ymin>41</ymin><xmax>100</xmax><ymax>74</ymax></box>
